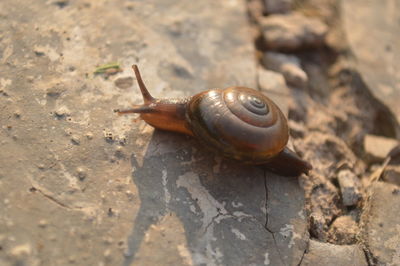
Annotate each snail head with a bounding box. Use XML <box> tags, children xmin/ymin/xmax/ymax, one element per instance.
<box><xmin>114</xmin><ymin>65</ymin><xmax>192</xmax><ymax>135</ymax></box>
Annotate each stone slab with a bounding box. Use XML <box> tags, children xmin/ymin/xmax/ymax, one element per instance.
<box><xmin>361</xmin><ymin>181</ymin><xmax>400</xmax><ymax>265</ymax></box>
<box><xmin>0</xmin><ymin>0</ymin><xmax>308</xmax><ymax>265</ymax></box>
<box><xmin>342</xmin><ymin>0</ymin><xmax>400</xmax><ymax>136</ymax></box>
<box><xmin>301</xmin><ymin>240</ymin><xmax>367</xmax><ymax>266</ymax></box>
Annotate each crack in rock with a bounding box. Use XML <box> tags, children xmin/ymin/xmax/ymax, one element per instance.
<box><xmin>264</xmin><ymin>170</ymin><xmax>286</xmax><ymax>265</ymax></box>
<box><xmin>27</xmin><ymin>176</ymin><xmax>96</xmax><ymax>216</ymax></box>
<box><xmin>34</xmin><ymin>186</ymin><xmax>78</xmax><ymax>210</ymax></box>
<box><xmin>297</xmin><ymin>248</ymin><xmax>307</xmax><ymax>266</ymax></box>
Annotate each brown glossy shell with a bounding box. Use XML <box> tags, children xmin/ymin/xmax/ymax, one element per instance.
<box><xmin>187</xmin><ymin>87</ymin><xmax>289</xmax><ymax>164</ymax></box>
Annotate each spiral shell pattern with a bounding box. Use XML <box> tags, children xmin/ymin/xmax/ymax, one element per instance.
<box><xmin>187</xmin><ymin>87</ymin><xmax>289</xmax><ymax>163</ymax></box>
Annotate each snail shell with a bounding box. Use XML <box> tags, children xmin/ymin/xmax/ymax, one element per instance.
<box><xmin>115</xmin><ymin>65</ymin><xmax>311</xmax><ymax>176</ymax></box>
<box><xmin>187</xmin><ymin>87</ymin><xmax>288</xmax><ymax>164</ymax></box>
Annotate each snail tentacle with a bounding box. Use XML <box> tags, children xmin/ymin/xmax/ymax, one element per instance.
<box><xmin>132</xmin><ymin>64</ymin><xmax>155</xmax><ymax>104</ymax></box>
<box><xmin>116</xmin><ymin>66</ymin><xmax>193</xmax><ymax>135</ymax></box>
<box><xmin>116</xmin><ymin>65</ymin><xmax>156</xmax><ymax>115</ymax></box>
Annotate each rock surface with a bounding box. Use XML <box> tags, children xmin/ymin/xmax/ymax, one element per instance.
<box><xmin>257</xmin><ymin>67</ymin><xmax>290</xmax><ymax>115</ymax></box>
<box><xmin>260</xmin><ymin>12</ymin><xmax>327</xmax><ymax>50</ymax></box>
<box><xmin>301</xmin><ymin>240</ymin><xmax>368</xmax><ymax>266</ymax></box>
<box><xmin>361</xmin><ymin>181</ymin><xmax>400</xmax><ymax>265</ymax></box>
<box><xmin>337</xmin><ymin>169</ymin><xmax>362</xmax><ymax>206</ymax></box>
<box><xmin>383</xmin><ymin>165</ymin><xmax>400</xmax><ymax>187</ymax></box>
<box><xmin>327</xmin><ymin>215</ymin><xmax>358</xmax><ymax>245</ymax></box>
<box><xmin>264</xmin><ymin>0</ymin><xmax>293</xmax><ymax>14</ymax></box>
<box><xmin>263</xmin><ymin>52</ymin><xmax>308</xmax><ymax>88</ymax></box>
<box><xmin>342</xmin><ymin>0</ymin><xmax>400</xmax><ymax>136</ymax></box>
<box><xmin>364</xmin><ymin>134</ymin><xmax>399</xmax><ymax>162</ymax></box>
<box><xmin>0</xmin><ymin>0</ymin><xmax>308</xmax><ymax>265</ymax></box>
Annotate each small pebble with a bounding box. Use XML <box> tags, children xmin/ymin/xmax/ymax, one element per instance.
<box><xmin>76</xmin><ymin>167</ymin><xmax>87</xmax><ymax>180</ymax></box>
<box><xmin>328</xmin><ymin>215</ymin><xmax>358</xmax><ymax>244</ymax></box>
<box><xmin>103</xmin><ymin>237</ymin><xmax>113</xmax><ymax>245</ymax></box>
<box><xmin>85</xmin><ymin>132</ymin><xmax>93</xmax><ymax>139</ymax></box>
<box><xmin>25</xmin><ymin>76</ymin><xmax>34</xmax><ymax>83</ymax></box>
<box><xmin>104</xmin><ymin>131</ymin><xmax>114</xmax><ymax>142</ymax></box>
<box><xmin>125</xmin><ymin>2</ymin><xmax>134</xmax><ymax>10</ymax></box>
<box><xmin>55</xmin><ymin>106</ymin><xmax>71</xmax><ymax>118</ymax></box>
<box><xmin>13</xmin><ymin>110</ymin><xmax>21</xmax><ymax>118</ymax></box>
<box><xmin>264</xmin><ymin>0</ymin><xmax>293</xmax><ymax>14</ymax></box>
<box><xmin>337</xmin><ymin>170</ymin><xmax>362</xmax><ymax>206</ymax></box>
<box><xmin>287</xmin><ymin>120</ymin><xmax>306</xmax><ymax>138</ymax></box>
<box><xmin>109</xmin><ymin>156</ymin><xmax>117</xmax><ymax>163</ymax></box>
<box><xmin>46</xmin><ymin>86</ymin><xmax>64</xmax><ymax>97</ymax></box>
<box><xmin>64</xmin><ymin>128</ymin><xmax>72</xmax><ymax>136</ymax></box>
<box><xmin>309</xmin><ymin>212</ymin><xmax>327</xmax><ymax>240</ymax></box>
<box><xmin>71</xmin><ymin>135</ymin><xmax>80</xmax><ymax>145</ymax></box>
<box><xmin>263</xmin><ymin>52</ymin><xmax>308</xmax><ymax>88</ymax></box>
<box><xmin>247</xmin><ymin>0</ymin><xmax>264</xmax><ymax>20</ymax></box>
<box><xmin>38</xmin><ymin>219</ymin><xmax>48</xmax><ymax>228</ymax></box>
<box><xmin>260</xmin><ymin>12</ymin><xmax>327</xmax><ymax>50</ymax></box>
<box><xmin>114</xmin><ymin>77</ymin><xmax>133</xmax><ymax>89</ymax></box>
<box><xmin>125</xmin><ymin>190</ymin><xmax>134</xmax><ymax>201</ymax></box>
<box><xmin>68</xmin><ymin>256</ymin><xmax>76</xmax><ymax>263</ymax></box>
<box><xmin>257</xmin><ymin>67</ymin><xmax>287</xmax><ymax>94</ymax></box>
<box><xmin>115</xmin><ymin>146</ymin><xmax>125</xmax><ymax>158</ymax></box>
<box><xmin>34</xmin><ymin>48</ymin><xmax>45</xmax><ymax>56</ymax></box>
<box><xmin>123</xmin><ymin>247</ymin><xmax>132</xmax><ymax>257</ymax></box>
<box><xmin>10</xmin><ymin>243</ymin><xmax>31</xmax><ymax>256</ymax></box>
<box><xmin>364</xmin><ymin>134</ymin><xmax>399</xmax><ymax>162</ymax></box>
<box><xmin>382</xmin><ymin>165</ymin><xmax>400</xmax><ymax>186</ymax></box>
<box><xmin>104</xmin><ymin>249</ymin><xmax>112</xmax><ymax>259</ymax></box>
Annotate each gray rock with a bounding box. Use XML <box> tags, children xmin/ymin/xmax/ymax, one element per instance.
<box><xmin>342</xmin><ymin>0</ymin><xmax>400</xmax><ymax>136</ymax></box>
<box><xmin>383</xmin><ymin>165</ymin><xmax>400</xmax><ymax>187</ymax></box>
<box><xmin>328</xmin><ymin>215</ymin><xmax>358</xmax><ymax>245</ymax></box>
<box><xmin>306</xmin><ymin>173</ymin><xmax>343</xmax><ymax>241</ymax></box>
<box><xmin>128</xmin><ymin>147</ymin><xmax>308</xmax><ymax>265</ymax></box>
<box><xmin>0</xmin><ymin>0</ymin><xmax>308</xmax><ymax>266</ymax></box>
<box><xmin>258</xmin><ymin>67</ymin><xmax>288</xmax><ymax>94</ymax></box>
<box><xmin>114</xmin><ymin>77</ymin><xmax>134</xmax><ymax>89</ymax></box>
<box><xmin>363</xmin><ymin>134</ymin><xmax>399</xmax><ymax>162</ymax></box>
<box><xmin>309</xmin><ymin>211</ymin><xmax>328</xmax><ymax>241</ymax></box>
<box><xmin>303</xmin><ymin>63</ymin><xmax>329</xmax><ymax>96</ymax></box>
<box><xmin>260</xmin><ymin>12</ymin><xmax>328</xmax><ymax>51</ymax></box>
<box><xmin>361</xmin><ymin>182</ymin><xmax>400</xmax><ymax>265</ymax></box>
<box><xmin>257</xmin><ymin>67</ymin><xmax>290</xmax><ymax>115</ymax></box>
<box><xmin>337</xmin><ymin>169</ymin><xmax>362</xmax><ymax>206</ymax></box>
<box><xmin>263</xmin><ymin>52</ymin><xmax>308</xmax><ymax>88</ymax></box>
<box><xmin>264</xmin><ymin>0</ymin><xmax>293</xmax><ymax>14</ymax></box>
<box><xmin>248</xmin><ymin>0</ymin><xmax>265</xmax><ymax>21</ymax></box>
<box><xmin>264</xmin><ymin>172</ymin><xmax>309</xmax><ymax>265</ymax></box>
<box><xmin>301</xmin><ymin>240</ymin><xmax>368</xmax><ymax>266</ymax></box>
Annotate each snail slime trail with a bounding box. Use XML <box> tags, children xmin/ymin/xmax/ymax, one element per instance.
<box><xmin>115</xmin><ymin>65</ymin><xmax>312</xmax><ymax>176</ymax></box>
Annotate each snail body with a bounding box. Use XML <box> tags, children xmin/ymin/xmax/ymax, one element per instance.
<box><xmin>116</xmin><ymin>65</ymin><xmax>311</xmax><ymax>176</ymax></box>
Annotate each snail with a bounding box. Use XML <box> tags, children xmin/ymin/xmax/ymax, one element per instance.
<box><xmin>115</xmin><ymin>65</ymin><xmax>312</xmax><ymax>176</ymax></box>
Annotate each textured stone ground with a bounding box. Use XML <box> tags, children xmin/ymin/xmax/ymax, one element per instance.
<box><xmin>0</xmin><ymin>0</ymin><xmax>307</xmax><ymax>265</ymax></box>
